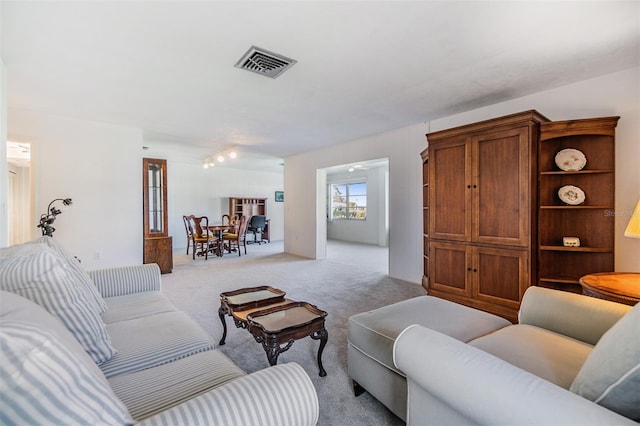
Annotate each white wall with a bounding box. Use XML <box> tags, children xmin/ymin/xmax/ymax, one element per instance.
<box><xmin>327</xmin><ymin>165</ymin><xmax>388</xmax><ymax>246</ymax></box>
<box><xmin>3</xmin><ymin>112</ymin><xmax>284</xmax><ymax>269</ymax></box>
<box><xmin>8</xmin><ymin>109</ymin><xmax>143</xmax><ymax>269</ymax></box>
<box><xmin>285</xmin><ymin>124</ymin><xmax>426</xmax><ymax>283</ymax></box>
<box><xmin>284</xmin><ymin>67</ymin><xmax>640</xmax><ymax>284</ymax></box>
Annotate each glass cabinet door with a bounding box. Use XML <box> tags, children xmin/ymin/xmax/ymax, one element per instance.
<box><xmin>143</xmin><ymin>158</ymin><xmax>168</xmax><ymax>238</ymax></box>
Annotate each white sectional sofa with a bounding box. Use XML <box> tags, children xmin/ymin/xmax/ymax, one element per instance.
<box><xmin>0</xmin><ymin>237</ymin><xmax>319</xmax><ymax>425</ymax></box>
<box><xmin>350</xmin><ymin>286</ymin><xmax>639</xmax><ymax>425</ymax></box>
<box><xmin>392</xmin><ymin>287</ymin><xmax>639</xmax><ymax>425</ymax></box>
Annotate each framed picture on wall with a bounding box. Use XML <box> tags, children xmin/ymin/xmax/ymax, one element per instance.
<box><xmin>275</xmin><ymin>191</ymin><xmax>284</xmax><ymax>202</ymax></box>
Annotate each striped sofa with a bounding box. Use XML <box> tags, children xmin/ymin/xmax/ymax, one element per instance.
<box><xmin>0</xmin><ymin>237</ymin><xmax>319</xmax><ymax>425</ymax></box>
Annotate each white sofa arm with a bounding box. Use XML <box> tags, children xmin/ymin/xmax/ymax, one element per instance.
<box><xmin>88</xmin><ymin>264</ymin><xmax>161</xmax><ymax>298</ymax></box>
<box><xmin>519</xmin><ymin>287</ymin><xmax>631</xmax><ymax>345</ymax></box>
<box><xmin>393</xmin><ymin>325</ymin><xmax>635</xmax><ymax>426</ymax></box>
<box><xmin>137</xmin><ymin>363</ymin><xmax>319</xmax><ymax>426</ymax></box>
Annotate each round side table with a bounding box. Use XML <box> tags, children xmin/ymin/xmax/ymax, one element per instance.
<box><xmin>579</xmin><ymin>272</ymin><xmax>640</xmax><ymax>306</ymax></box>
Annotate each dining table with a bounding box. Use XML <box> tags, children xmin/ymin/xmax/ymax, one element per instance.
<box><xmin>206</xmin><ymin>224</ymin><xmax>232</xmax><ymax>257</ymax></box>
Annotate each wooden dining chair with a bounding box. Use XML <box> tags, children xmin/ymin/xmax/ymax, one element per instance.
<box><xmin>223</xmin><ymin>215</ymin><xmax>248</xmax><ymax>256</ymax></box>
<box><xmin>187</xmin><ymin>215</ymin><xmax>218</xmax><ymax>260</ymax></box>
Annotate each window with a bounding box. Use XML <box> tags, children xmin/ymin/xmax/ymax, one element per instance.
<box><xmin>331</xmin><ymin>182</ymin><xmax>367</xmax><ymax>220</ymax></box>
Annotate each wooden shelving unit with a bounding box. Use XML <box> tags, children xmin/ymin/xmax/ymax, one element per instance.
<box><xmin>421</xmin><ymin>149</ymin><xmax>429</xmax><ymax>288</ymax></box>
<box><xmin>229</xmin><ymin>197</ymin><xmax>267</xmax><ymax>218</ymax></box>
<box><xmin>537</xmin><ymin>116</ymin><xmax>619</xmax><ymax>293</ymax></box>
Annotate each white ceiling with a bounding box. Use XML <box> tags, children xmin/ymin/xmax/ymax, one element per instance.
<box><xmin>2</xmin><ymin>1</ymin><xmax>639</xmax><ymax>168</ymax></box>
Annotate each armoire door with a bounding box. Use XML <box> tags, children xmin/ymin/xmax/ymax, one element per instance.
<box><xmin>472</xmin><ymin>126</ymin><xmax>531</xmax><ymax>247</ymax></box>
<box><xmin>429</xmin><ymin>138</ymin><xmax>472</xmax><ymax>242</ymax></box>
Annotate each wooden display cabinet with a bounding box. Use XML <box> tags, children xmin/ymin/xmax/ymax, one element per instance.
<box><xmin>143</xmin><ymin>158</ymin><xmax>172</xmax><ymax>274</ymax></box>
<box><xmin>537</xmin><ymin>116</ymin><xmax>618</xmax><ymax>293</ymax></box>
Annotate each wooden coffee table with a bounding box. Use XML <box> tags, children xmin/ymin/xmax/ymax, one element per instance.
<box><xmin>218</xmin><ymin>286</ymin><xmax>329</xmax><ymax>376</ymax></box>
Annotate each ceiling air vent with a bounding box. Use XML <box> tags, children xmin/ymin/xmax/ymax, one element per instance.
<box><xmin>234</xmin><ymin>46</ymin><xmax>297</xmax><ymax>79</ymax></box>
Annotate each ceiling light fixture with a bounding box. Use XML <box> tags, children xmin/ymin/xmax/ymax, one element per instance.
<box><xmin>202</xmin><ymin>147</ymin><xmax>239</xmax><ymax>169</ymax></box>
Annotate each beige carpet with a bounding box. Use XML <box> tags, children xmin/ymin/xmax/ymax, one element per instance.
<box><xmin>161</xmin><ymin>240</ymin><xmax>425</xmax><ymax>426</ymax></box>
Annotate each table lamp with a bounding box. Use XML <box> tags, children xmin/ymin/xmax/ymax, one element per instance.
<box><xmin>624</xmin><ymin>199</ymin><xmax>640</xmax><ymax>238</ymax></box>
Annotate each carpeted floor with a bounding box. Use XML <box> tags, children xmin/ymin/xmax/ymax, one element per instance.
<box><xmin>161</xmin><ymin>240</ymin><xmax>426</xmax><ymax>426</ymax></box>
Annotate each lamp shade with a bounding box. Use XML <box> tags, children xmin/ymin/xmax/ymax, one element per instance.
<box><xmin>624</xmin><ymin>200</ymin><xmax>640</xmax><ymax>238</ymax></box>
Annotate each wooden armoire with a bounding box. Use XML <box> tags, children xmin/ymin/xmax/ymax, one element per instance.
<box><xmin>421</xmin><ymin>111</ymin><xmax>548</xmax><ymax>322</ymax></box>
<box><xmin>422</xmin><ymin>111</ymin><xmax>619</xmax><ymax>322</ymax></box>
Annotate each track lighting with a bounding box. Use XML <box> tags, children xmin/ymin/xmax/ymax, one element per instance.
<box><xmin>202</xmin><ymin>147</ymin><xmax>239</xmax><ymax>169</ymax></box>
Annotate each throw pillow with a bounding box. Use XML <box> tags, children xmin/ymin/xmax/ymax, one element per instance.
<box><xmin>0</xmin><ymin>320</ymin><xmax>132</xmax><ymax>425</ymax></box>
<box><xmin>570</xmin><ymin>303</ymin><xmax>640</xmax><ymax>421</ymax></box>
<box><xmin>0</xmin><ymin>248</ymin><xmax>117</xmax><ymax>364</ymax></box>
<box><xmin>0</xmin><ymin>290</ymin><xmax>111</xmax><ymax>390</ymax></box>
<box><xmin>0</xmin><ymin>239</ymin><xmax>106</xmax><ymax>315</ymax></box>
<box><xmin>32</xmin><ymin>236</ymin><xmax>108</xmax><ymax>313</ymax></box>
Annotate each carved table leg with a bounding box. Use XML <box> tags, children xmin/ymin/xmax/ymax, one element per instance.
<box><xmin>255</xmin><ymin>336</ymin><xmax>294</xmax><ymax>366</ymax></box>
<box><xmin>311</xmin><ymin>328</ymin><xmax>328</xmax><ymax>377</ymax></box>
<box><xmin>218</xmin><ymin>304</ymin><xmax>228</xmax><ymax>345</ymax></box>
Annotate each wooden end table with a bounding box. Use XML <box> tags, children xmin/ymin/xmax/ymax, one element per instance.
<box><xmin>579</xmin><ymin>272</ymin><xmax>640</xmax><ymax>306</ymax></box>
<box><xmin>218</xmin><ymin>286</ymin><xmax>329</xmax><ymax>376</ymax></box>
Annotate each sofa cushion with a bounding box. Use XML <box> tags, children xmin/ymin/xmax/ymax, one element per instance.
<box><xmin>31</xmin><ymin>236</ymin><xmax>108</xmax><ymax>314</ymax></box>
<box><xmin>100</xmin><ymin>311</ymin><xmax>216</xmax><ymax>378</ymax></box>
<box><xmin>0</xmin><ymin>290</ymin><xmax>111</xmax><ymax>390</ymax></box>
<box><xmin>0</xmin><ymin>247</ymin><xmax>117</xmax><ymax>364</ymax></box>
<box><xmin>348</xmin><ymin>296</ymin><xmax>510</xmax><ymax>374</ymax></box>
<box><xmin>469</xmin><ymin>324</ymin><xmax>593</xmax><ymax>389</ymax></box>
<box><xmin>102</xmin><ymin>291</ymin><xmax>177</xmax><ymax>324</ymax></box>
<box><xmin>0</xmin><ymin>320</ymin><xmax>132</xmax><ymax>425</ymax></box>
<box><xmin>109</xmin><ymin>350</ymin><xmax>245</xmax><ymax>421</ymax></box>
<box><xmin>570</xmin><ymin>303</ymin><xmax>640</xmax><ymax>421</ymax></box>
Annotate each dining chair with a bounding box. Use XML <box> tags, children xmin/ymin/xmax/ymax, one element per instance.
<box><xmin>187</xmin><ymin>215</ymin><xmax>218</xmax><ymax>260</ymax></box>
<box><xmin>222</xmin><ymin>214</ymin><xmax>238</xmax><ymax>230</ymax></box>
<box><xmin>223</xmin><ymin>215</ymin><xmax>248</xmax><ymax>256</ymax></box>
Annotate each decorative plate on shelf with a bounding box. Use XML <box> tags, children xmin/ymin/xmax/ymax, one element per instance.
<box><xmin>558</xmin><ymin>185</ymin><xmax>586</xmax><ymax>205</ymax></box>
<box><xmin>555</xmin><ymin>148</ymin><xmax>587</xmax><ymax>171</ymax></box>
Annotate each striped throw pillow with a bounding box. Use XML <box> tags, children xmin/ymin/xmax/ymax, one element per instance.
<box><xmin>0</xmin><ymin>290</ymin><xmax>112</xmax><ymax>391</ymax></box>
<box><xmin>0</xmin><ymin>320</ymin><xmax>132</xmax><ymax>425</ymax></box>
<box><xmin>32</xmin><ymin>236</ymin><xmax>108</xmax><ymax>314</ymax></box>
<box><xmin>0</xmin><ymin>248</ymin><xmax>117</xmax><ymax>364</ymax></box>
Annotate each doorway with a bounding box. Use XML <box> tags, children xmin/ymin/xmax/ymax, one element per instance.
<box><xmin>322</xmin><ymin>158</ymin><xmax>389</xmax><ymax>274</ymax></box>
<box><xmin>6</xmin><ymin>141</ymin><xmax>33</xmax><ymax>245</ymax></box>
